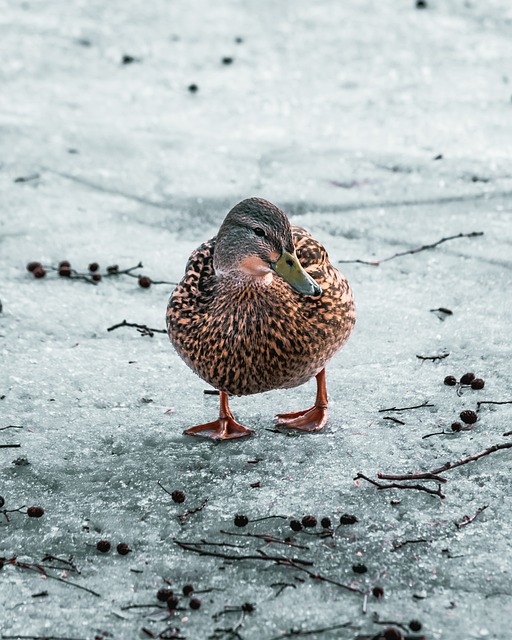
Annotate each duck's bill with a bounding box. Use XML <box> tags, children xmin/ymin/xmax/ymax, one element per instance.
<box><xmin>272</xmin><ymin>251</ymin><xmax>322</xmax><ymax>296</ymax></box>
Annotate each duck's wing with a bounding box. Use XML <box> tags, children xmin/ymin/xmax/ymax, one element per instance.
<box><xmin>181</xmin><ymin>237</ymin><xmax>217</xmax><ymax>294</ymax></box>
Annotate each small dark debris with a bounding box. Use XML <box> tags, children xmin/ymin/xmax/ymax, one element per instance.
<box><xmin>14</xmin><ymin>173</ymin><xmax>40</xmax><ymax>183</ymax></box>
<box><xmin>222</xmin><ymin>56</ymin><xmax>234</xmax><ymax>65</ymax></box>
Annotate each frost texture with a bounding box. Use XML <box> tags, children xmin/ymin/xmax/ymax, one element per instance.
<box><xmin>1</xmin><ymin>1</ymin><xmax>512</xmax><ymax>639</ymax></box>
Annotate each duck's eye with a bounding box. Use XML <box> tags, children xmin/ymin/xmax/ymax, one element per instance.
<box><xmin>254</xmin><ymin>227</ymin><xmax>265</xmax><ymax>237</ymax></box>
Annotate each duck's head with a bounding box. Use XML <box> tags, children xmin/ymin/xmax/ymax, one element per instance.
<box><xmin>213</xmin><ymin>197</ymin><xmax>321</xmax><ymax>296</ymax></box>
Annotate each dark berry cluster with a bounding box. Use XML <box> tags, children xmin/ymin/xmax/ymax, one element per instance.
<box><xmin>157</xmin><ymin>582</ymin><xmax>201</xmax><ymax>611</ymax></box>
<box><xmin>95</xmin><ymin>540</ymin><xmax>131</xmax><ymax>555</ymax></box>
<box><xmin>444</xmin><ymin>372</ymin><xmax>485</xmax><ymax>390</ymax></box>
<box><xmin>26</xmin><ymin>260</ymin><xmax>169</xmax><ymax>288</ymax></box>
<box><xmin>289</xmin><ymin>512</ymin><xmax>358</xmax><ymax>533</ymax></box>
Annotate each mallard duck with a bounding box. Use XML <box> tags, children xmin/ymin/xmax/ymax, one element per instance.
<box><xmin>166</xmin><ymin>197</ymin><xmax>355</xmax><ymax>439</ymax></box>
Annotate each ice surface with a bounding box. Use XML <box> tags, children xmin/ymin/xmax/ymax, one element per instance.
<box><xmin>1</xmin><ymin>1</ymin><xmax>512</xmax><ymax>639</ymax></box>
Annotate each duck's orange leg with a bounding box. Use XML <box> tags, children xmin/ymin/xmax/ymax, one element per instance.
<box><xmin>275</xmin><ymin>369</ymin><xmax>328</xmax><ymax>432</ymax></box>
<box><xmin>183</xmin><ymin>391</ymin><xmax>255</xmax><ymax>440</ymax></box>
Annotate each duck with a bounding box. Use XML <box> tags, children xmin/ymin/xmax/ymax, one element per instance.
<box><xmin>166</xmin><ymin>197</ymin><xmax>355</xmax><ymax>440</ymax></box>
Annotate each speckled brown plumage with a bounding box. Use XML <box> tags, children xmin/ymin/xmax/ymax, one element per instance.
<box><xmin>167</xmin><ymin>218</ymin><xmax>355</xmax><ymax>399</ymax></box>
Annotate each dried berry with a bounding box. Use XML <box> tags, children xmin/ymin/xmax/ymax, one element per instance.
<box><xmin>92</xmin><ymin>273</ymin><xmax>102</xmax><ymax>282</ymax></box>
<box><xmin>107</xmin><ymin>265</ymin><xmax>119</xmax><ymax>274</ymax></box>
<box><xmin>188</xmin><ymin>84</ymin><xmax>198</xmax><ymax>93</ymax></box>
<box><xmin>96</xmin><ymin>540</ymin><xmax>111</xmax><ymax>553</ymax></box>
<box><xmin>171</xmin><ymin>490</ymin><xmax>186</xmax><ymax>504</ymax></box>
<box><xmin>384</xmin><ymin>629</ymin><xmax>404</xmax><ymax>640</ymax></box>
<box><xmin>27</xmin><ymin>506</ymin><xmax>44</xmax><ymax>518</ymax></box>
<box><xmin>372</xmin><ymin>585</ymin><xmax>384</xmax><ymax>598</ymax></box>
<box><xmin>409</xmin><ymin>620</ymin><xmax>422</xmax><ymax>632</ymax></box>
<box><xmin>339</xmin><ymin>513</ymin><xmax>358</xmax><ymax>525</ymax></box>
<box><xmin>33</xmin><ymin>266</ymin><xmax>46</xmax><ymax>278</ymax></box>
<box><xmin>167</xmin><ymin>596</ymin><xmax>179</xmax><ymax>610</ymax></box>
<box><xmin>234</xmin><ymin>514</ymin><xmax>249</xmax><ymax>527</ymax></box>
<box><xmin>0</xmin><ymin>496</ymin><xmax>4</xmax><ymax>508</ymax></box>
<box><xmin>88</xmin><ymin>262</ymin><xmax>99</xmax><ymax>272</ymax></box>
<box><xmin>116</xmin><ymin>543</ymin><xmax>131</xmax><ymax>555</ymax></box>
<box><xmin>460</xmin><ymin>410</ymin><xmax>478</xmax><ymax>425</ymax></box>
<box><xmin>444</xmin><ymin>375</ymin><xmax>457</xmax><ymax>386</ymax></box>
<box><xmin>59</xmin><ymin>260</ymin><xmax>71</xmax><ymax>268</ymax></box>
<box><xmin>451</xmin><ymin>421</ymin><xmax>462</xmax><ymax>432</ymax></box>
<box><xmin>138</xmin><ymin>275</ymin><xmax>152</xmax><ymax>288</ymax></box>
<box><xmin>242</xmin><ymin>602</ymin><xmax>254</xmax><ymax>612</ymax></box>
<box><xmin>182</xmin><ymin>584</ymin><xmax>194</xmax><ymax>596</ymax></box>
<box><xmin>471</xmin><ymin>378</ymin><xmax>485</xmax><ymax>390</ymax></box>
<box><xmin>27</xmin><ymin>261</ymin><xmax>41</xmax><ymax>272</ymax></box>
<box><xmin>320</xmin><ymin>517</ymin><xmax>332</xmax><ymax>529</ymax></box>
<box><xmin>301</xmin><ymin>515</ymin><xmax>317</xmax><ymax>528</ymax></box>
<box><xmin>222</xmin><ymin>57</ymin><xmax>233</xmax><ymax>65</ymax></box>
<box><xmin>460</xmin><ymin>372</ymin><xmax>475</xmax><ymax>385</ymax></box>
<box><xmin>157</xmin><ymin>588</ymin><xmax>174</xmax><ymax>602</ymax></box>
<box><xmin>290</xmin><ymin>519</ymin><xmax>302</xmax><ymax>532</ymax></box>
<box><xmin>189</xmin><ymin>597</ymin><xmax>201</xmax><ymax>610</ymax></box>
<box><xmin>352</xmin><ymin>563</ymin><xmax>367</xmax><ymax>574</ymax></box>
<box><xmin>58</xmin><ymin>266</ymin><xmax>71</xmax><ymax>277</ymax></box>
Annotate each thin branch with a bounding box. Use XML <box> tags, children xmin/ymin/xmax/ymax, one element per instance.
<box><xmin>383</xmin><ymin>417</ymin><xmax>405</xmax><ymax>425</ymax></box>
<box><xmin>13</xmin><ymin>561</ymin><xmax>101</xmax><ymax>597</ymax></box>
<box><xmin>378</xmin><ymin>400</ymin><xmax>434</xmax><ymax>413</ymax></box>
<box><xmin>220</xmin><ymin>530</ymin><xmax>310</xmax><ymax>550</ymax></box>
<box><xmin>377</xmin><ymin>472</ymin><xmax>448</xmax><ymax>483</ymax></box>
<box><xmin>0</xmin><ymin>443</ymin><xmax>21</xmax><ymax>448</ymax></box>
<box><xmin>430</xmin><ymin>443</ymin><xmax>512</xmax><ymax>475</ymax></box>
<box><xmin>0</xmin><ymin>425</ymin><xmax>24</xmax><ymax>431</ymax></box>
<box><xmin>354</xmin><ymin>473</ymin><xmax>445</xmax><ymax>499</ymax></box>
<box><xmin>173</xmin><ymin>539</ymin><xmax>313</xmax><ymax>566</ymax></box>
<box><xmin>106</xmin><ymin>320</ymin><xmax>167</xmax><ymax>337</ymax></box>
<box><xmin>338</xmin><ymin>231</ymin><xmax>484</xmax><ymax>266</ymax></box>
<box><xmin>178</xmin><ymin>498</ymin><xmax>209</xmax><ymax>524</ymax></box>
<box><xmin>391</xmin><ymin>538</ymin><xmax>432</xmax><ymax>551</ymax></box>
<box><xmin>455</xmin><ymin>504</ymin><xmax>489</xmax><ymax>529</ymax></box>
<box><xmin>416</xmin><ymin>353</ymin><xmax>449</xmax><ymax>362</ymax></box>
<box><xmin>269</xmin><ymin>622</ymin><xmax>353</xmax><ymax>639</ymax></box>
<box><xmin>477</xmin><ymin>400</ymin><xmax>512</xmax><ymax>410</ymax></box>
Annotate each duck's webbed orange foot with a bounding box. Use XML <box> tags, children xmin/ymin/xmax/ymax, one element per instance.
<box><xmin>275</xmin><ymin>406</ymin><xmax>328</xmax><ymax>432</ymax></box>
<box><xmin>275</xmin><ymin>368</ymin><xmax>329</xmax><ymax>433</ymax></box>
<box><xmin>182</xmin><ymin>390</ymin><xmax>255</xmax><ymax>440</ymax></box>
<box><xmin>183</xmin><ymin>417</ymin><xmax>254</xmax><ymax>440</ymax></box>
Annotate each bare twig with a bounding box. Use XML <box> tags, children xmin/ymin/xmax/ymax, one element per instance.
<box><xmin>354</xmin><ymin>473</ymin><xmax>445</xmax><ymax>499</ymax></box>
<box><xmin>391</xmin><ymin>538</ymin><xmax>432</xmax><ymax>551</ymax></box>
<box><xmin>338</xmin><ymin>231</ymin><xmax>484</xmax><ymax>266</ymax></box>
<box><xmin>430</xmin><ymin>443</ymin><xmax>512</xmax><ymax>475</ymax></box>
<box><xmin>0</xmin><ymin>425</ymin><xmax>24</xmax><ymax>431</ymax></box>
<box><xmin>416</xmin><ymin>353</ymin><xmax>449</xmax><ymax>362</ymax></box>
<box><xmin>377</xmin><ymin>472</ymin><xmax>447</xmax><ymax>483</ymax></box>
<box><xmin>13</xmin><ymin>560</ymin><xmax>100</xmax><ymax>597</ymax></box>
<box><xmin>455</xmin><ymin>505</ymin><xmax>489</xmax><ymax>529</ymax></box>
<box><xmin>178</xmin><ymin>498</ymin><xmax>209</xmax><ymax>524</ymax></box>
<box><xmin>107</xmin><ymin>320</ymin><xmax>167</xmax><ymax>337</ymax></box>
<box><xmin>430</xmin><ymin>307</ymin><xmax>453</xmax><ymax>315</ymax></box>
<box><xmin>504</xmin><ymin>431</ymin><xmax>512</xmax><ymax>437</ymax></box>
<box><xmin>383</xmin><ymin>417</ymin><xmax>405</xmax><ymax>425</ymax></box>
<box><xmin>477</xmin><ymin>400</ymin><xmax>512</xmax><ymax>411</ymax></box>
<box><xmin>220</xmin><ymin>530</ymin><xmax>309</xmax><ymax>550</ymax></box>
<box><xmin>269</xmin><ymin>622</ymin><xmax>353</xmax><ymax>639</ymax></box>
<box><xmin>0</xmin><ymin>444</ymin><xmax>20</xmax><ymax>448</ymax></box>
<box><xmin>378</xmin><ymin>401</ymin><xmax>434</xmax><ymax>413</ymax></box>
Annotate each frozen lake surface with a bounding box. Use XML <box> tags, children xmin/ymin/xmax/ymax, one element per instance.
<box><xmin>1</xmin><ymin>1</ymin><xmax>512</xmax><ymax>639</ymax></box>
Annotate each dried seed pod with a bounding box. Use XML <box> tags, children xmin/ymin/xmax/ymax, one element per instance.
<box><xmin>352</xmin><ymin>563</ymin><xmax>367</xmax><ymax>574</ymax></box>
<box><xmin>339</xmin><ymin>513</ymin><xmax>358</xmax><ymax>525</ymax></box>
<box><xmin>96</xmin><ymin>540</ymin><xmax>111</xmax><ymax>553</ymax></box>
<box><xmin>451</xmin><ymin>421</ymin><xmax>463</xmax><ymax>432</ymax></box>
<box><xmin>189</xmin><ymin>597</ymin><xmax>201</xmax><ymax>610</ymax></box>
<box><xmin>27</xmin><ymin>506</ymin><xmax>44</xmax><ymax>518</ymax></box>
<box><xmin>301</xmin><ymin>515</ymin><xmax>317</xmax><ymax>528</ymax></box>
<box><xmin>167</xmin><ymin>596</ymin><xmax>179</xmax><ymax>610</ymax></box>
<box><xmin>92</xmin><ymin>273</ymin><xmax>102</xmax><ymax>282</ymax></box>
<box><xmin>138</xmin><ymin>276</ymin><xmax>152</xmax><ymax>288</ymax></box>
<box><xmin>409</xmin><ymin>620</ymin><xmax>422</xmax><ymax>632</ymax></box>
<box><xmin>471</xmin><ymin>378</ymin><xmax>485</xmax><ymax>390</ymax></box>
<box><xmin>460</xmin><ymin>410</ymin><xmax>478</xmax><ymax>425</ymax></box>
<box><xmin>444</xmin><ymin>375</ymin><xmax>457</xmax><ymax>386</ymax></box>
<box><xmin>157</xmin><ymin>588</ymin><xmax>174</xmax><ymax>602</ymax></box>
<box><xmin>182</xmin><ymin>584</ymin><xmax>194</xmax><ymax>597</ymax></box>
<box><xmin>171</xmin><ymin>490</ymin><xmax>186</xmax><ymax>504</ymax></box>
<box><xmin>460</xmin><ymin>372</ymin><xmax>475</xmax><ymax>385</ymax></box>
<box><xmin>384</xmin><ymin>628</ymin><xmax>404</xmax><ymax>640</ymax></box>
<box><xmin>289</xmin><ymin>519</ymin><xmax>302</xmax><ymax>532</ymax></box>
<box><xmin>88</xmin><ymin>262</ymin><xmax>99</xmax><ymax>272</ymax></box>
<box><xmin>27</xmin><ymin>261</ymin><xmax>41</xmax><ymax>272</ymax></box>
<box><xmin>234</xmin><ymin>514</ymin><xmax>249</xmax><ymax>527</ymax></box>
<box><xmin>320</xmin><ymin>517</ymin><xmax>332</xmax><ymax>529</ymax></box>
<box><xmin>116</xmin><ymin>543</ymin><xmax>131</xmax><ymax>555</ymax></box>
<box><xmin>33</xmin><ymin>266</ymin><xmax>46</xmax><ymax>278</ymax></box>
<box><xmin>372</xmin><ymin>585</ymin><xmax>384</xmax><ymax>598</ymax></box>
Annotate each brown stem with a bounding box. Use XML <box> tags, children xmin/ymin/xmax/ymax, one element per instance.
<box><xmin>338</xmin><ymin>231</ymin><xmax>484</xmax><ymax>266</ymax></box>
<box><xmin>377</xmin><ymin>472</ymin><xmax>448</xmax><ymax>483</ymax></box>
<box><xmin>355</xmin><ymin>473</ymin><xmax>445</xmax><ymax>499</ymax></box>
<box><xmin>416</xmin><ymin>353</ymin><xmax>449</xmax><ymax>362</ymax></box>
<box><xmin>378</xmin><ymin>400</ymin><xmax>434</xmax><ymax>413</ymax></box>
<box><xmin>106</xmin><ymin>320</ymin><xmax>167</xmax><ymax>336</ymax></box>
<box><xmin>455</xmin><ymin>504</ymin><xmax>489</xmax><ymax>529</ymax></box>
<box><xmin>430</xmin><ymin>443</ymin><xmax>512</xmax><ymax>475</ymax></box>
